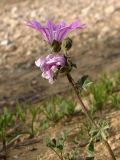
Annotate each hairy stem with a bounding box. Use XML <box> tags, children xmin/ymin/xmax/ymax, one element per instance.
<box><xmin>67</xmin><ymin>73</ymin><xmax>116</xmax><ymax>160</ymax></box>
<box><xmin>50</xmin><ymin>148</ymin><xmax>63</xmax><ymax>160</ymax></box>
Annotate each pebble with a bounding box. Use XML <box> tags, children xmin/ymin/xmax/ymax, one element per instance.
<box><xmin>11</xmin><ymin>6</ymin><xmax>18</xmax><ymax>14</ymax></box>
<box><xmin>11</xmin><ymin>6</ymin><xmax>19</xmax><ymax>19</ymax></box>
<box><xmin>26</xmin><ymin>50</ymin><xmax>32</xmax><ymax>56</ymax></box>
<box><xmin>13</xmin><ymin>155</ymin><xmax>19</xmax><ymax>159</ymax></box>
<box><xmin>31</xmin><ymin>80</ymin><xmax>37</xmax><ymax>85</ymax></box>
<box><xmin>97</xmin><ymin>26</ymin><xmax>110</xmax><ymax>40</ymax></box>
<box><xmin>0</xmin><ymin>39</ymin><xmax>11</xmax><ymax>46</ymax></box>
<box><xmin>30</xmin><ymin>10</ymin><xmax>37</xmax><ymax>18</ymax></box>
<box><xmin>105</xmin><ymin>6</ymin><xmax>115</xmax><ymax>15</ymax></box>
<box><xmin>115</xmin><ymin>134</ymin><xmax>120</xmax><ymax>140</ymax></box>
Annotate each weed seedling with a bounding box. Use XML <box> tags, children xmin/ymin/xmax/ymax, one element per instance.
<box><xmin>16</xmin><ymin>104</ymin><xmax>25</xmax><ymax>122</ymax></box>
<box><xmin>114</xmin><ymin>73</ymin><xmax>120</xmax><ymax>86</ymax></box>
<box><xmin>42</xmin><ymin>98</ymin><xmax>63</xmax><ymax>123</ymax></box>
<box><xmin>86</xmin><ymin>120</ymin><xmax>109</xmax><ymax>160</ymax></box>
<box><xmin>28</xmin><ymin>107</ymin><xmax>40</xmax><ymax>138</ymax></box>
<box><xmin>90</xmin><ymin>82</ymin><xmax>108</xmax><ymax>112</ymax></box>
<box><xmin>0</xmin><ymin>108</ymin><xmax>14</xmax><ymax>156</ymax></box>
<box><xmin>59</xmin><ymin>100</ymin><xmax>75</xmax><ymax>116</ymax></box>
<box><xmin>111</xmin><ymin>94</ymin><xmax>120</xmax><ymax>109</ymax></box>
<box><xmin>44</xmin><ymin>130</ymin><xmax>67</xmax><ymax>160</ymax></box>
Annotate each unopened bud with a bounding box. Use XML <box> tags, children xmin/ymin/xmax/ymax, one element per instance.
<box><xmin>62</xmin><ymin>37</ymin><xmax>72</xmax><ymax>51</ymax></box>
<box><xmin>51</xmin><ymin>40</ymin><xmax>61</xmax><ymax>52</ymax></box>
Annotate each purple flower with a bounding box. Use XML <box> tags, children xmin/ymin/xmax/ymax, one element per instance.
<box><xmin>27</xmin><ymin>20</ymin><xmax>85</xmax><ymax>44</ymax></box>
<box><xmin>35</xmin><ymin>54</ymin><xmax>66</xmax><ymax>84</ymax></box>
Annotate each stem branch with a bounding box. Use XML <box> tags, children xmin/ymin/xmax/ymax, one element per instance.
<box><xmin>67</xmin><ymin>73</ymin><xmax>116</xmax><ymax>160</ymax></box>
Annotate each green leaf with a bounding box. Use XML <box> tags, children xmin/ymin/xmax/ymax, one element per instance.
<box><xmin>52</xmin><ymin>138</ymin><xmax>57</xmax><ymax>146</ymax></box>
<box><xmin>16</xmin><ymin>104</ymin><xmax>25</xmax><ymax>122</ymax></box>
<box><xmin>86</xmin><ymin>141</ymin><xmax>94</xmax><ymax>158</ymax></box>
<box><xmin>76</xmin><ymin>75</ymin><xmax>89</xmax><ymax>91</ymax></box>
<box><xmin>63</xmin><ymin>129</ymin><xmax>68</xmax><ymax>140</ymax></box>
<box><xmin>57</xmin><ymin>144</ymin><xmax>63</xmax><ymax>151</ymax></box>
<box><xmin>86</xmin><ymin>157</ymin><xmax>94</xmax><ymax>160</ymax></box>
<box><xmin>71</xmin><ymin>63</ymin><xmax>77</xmax><ymax>68</ymax></box>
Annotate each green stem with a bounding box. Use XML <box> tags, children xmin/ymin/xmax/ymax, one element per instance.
<box><xmin>50</xmin><ymin>147</ymin><xmax>63</xmax><ymax>160</ymax></box>
<box><xmin>67</xmin><ymin>73</ymin><xmax>116</xmax><ymax>160</ymax></box>
<box><xmin>30</xmin><ymin>115</ymin><xmax>36</xmax><ymax>138</ymax></box>
<box><xmin>31</xmin><ymin>117</ymin><xmax>34</xmax><ymax>136</ymax></box>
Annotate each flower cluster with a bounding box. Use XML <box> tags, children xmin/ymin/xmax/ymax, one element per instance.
<box><xmin>27</xmin><ymin>20</ymin><xmax>85</xmax><ymax>84</ymax></box>
<box><xmin>35</xmin><ymin>54</ymin><xmax>66</xmax><ymax>84</ymax></box>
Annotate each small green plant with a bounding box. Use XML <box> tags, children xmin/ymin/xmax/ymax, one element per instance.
<box><xmin>114</xmin><ymin>73</ymin><xmax>120</xmax><ymax>86</ymax></box>
<box><xmin>16</xmin><ymin>104</ymin><xmax>25</xmax><ymax>122</ymax></box>
<box><xmin>0</xmin><ymin>108</ymin><xmax>14</xmax><ymax>152</ymax></box>
<box><xmin>74</xmin><ymin>120</ymin><xmax>109</xmax><ymax>160</ymax></box>
<box><xmin>111</xmin><ymin>94</ymin><xmax>120</xmax><ymax>109</ymax></box>
<box><xmin>74</xmin><ymin>122</ymin><xmax>91</xmax><ymax>143</ymax></box>
<box><xmin>90</xmin><ymin>82</ymin><xmax>108</xmax><ymax>112</ymax></box>
<box><xmin>44</xmin><ymin>130</ymin><xmax>67</xmax><ymax>160</ymax></box>
<box><xmin>59</xmin><ymin>100</ymin><xmax>75</xmax><ymax>116</ymax></box>
<box><xmin>42</xmin><ymin>97</ymin><xmax>75</xmax><ymax>125</ymax></box>
<box><xmin>86</xmin><ymin>140</ymin><xmax>94</xmax><ymax>160</ymax></box>
<box><xmin>86</xmin><ymin>120</ymin><xmax>109</xmax><ymax>160</ymax></box>
<box><xmin>64</xmin><ymin>150</ymin><xmax>78</xmax><ymax>160</ymax></box>
<box><xmin>43</xmin><ymin>102</ymin><xmax>63</xmax><ymax>123</ymax></box>
<box><xmin>76</xmin><ymin>75</ymin><xmax>89</xmax><ymax>92</ymax></box>
<box><xmin>100</xmin><ymin>74</ymin><xmax>113</xmax><ymax>93</ymax></box>
<box><xmin>16</xmin><ymin>105</ymin><xmax>41</xmax><ymax>138</ymax></box>
<box><xmin>89</xmin><ymin>74</ymin><xmax>114</xmax><ymax>113</ymax></box>
<box><xmin>90</xmin><ymin>83</ymin><xmax>108</xmax><ymax>112</ymax></box>
<box><xmin>41</xmin><ymin>119</ymin><xmax>50</xmax><ymax>130</ymax></box>
<box><xmin>44</xmin><ymin>130</ymin><xmax>78</xmax><ymax>160</ymax></box>
<box><xmin>28</xmin><ymin>107</ymin><xmax>40</xmax><ymax>138</ymax></box>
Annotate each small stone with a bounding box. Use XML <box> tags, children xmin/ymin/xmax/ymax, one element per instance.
<box><xmin>31</xmin><ymin>80</ymin><xmax>37</xmax><ymax>85</ymax></box>
<box><xmin>13</xmin><ymin>155</ymin><xmax>19</xmax><ymax>159</ymax></box>
<box><xmin>95</xmin><ymin>13</ymin><xmax>103</xmax><ymax>21</ymax></box>
<box><xmin>10</xmin><ymin>101</ymin><xmax>15</xmax><ymax>106</ymax></box>
<box><xmin>11</xmin><ymin>6</ymin><xmax>18</xmax><ymax>14</ymax></box>
<box><xmin>78</xmin><ymin>140</ymin><xmax>88</xmax><ymax>147</ymax></box>
<box><xmin>0</xmin><ymin>39</ymin><xmax>11</xmax><ymax>46</ymax></box>
<box><xmin>105</xmin><ymin>6</ymin><xmax>114</xmax><ymax>15</ymax></box>
<box><xmin>11</xmin><ymin>7</ymin><xmax>19</xmax><ymax>19</ymax></box>
<box><xmin>111</xmin><ymin>144</ymin><xmax>117</xmax><ymax>150</ymax></box>
<box><xmin>30</xmin><ymin>10</ymin><xmax>37</xmax><ymax>18</ymax></box>
<box><xmin>97</xmin><ymin>26</ymin><xmax>110</xmax><ymax>40</ymax></box>
<box><xmin>13</xmin><ymin>32</ymin><xmax>21</xmax><ymax>39</ymax></box>
<box><xmin>75</xmin><ymin>103</ymin><xmax>82</xmax><ymax>112</ymax></box>
<box><xmin>26</xmin><ymin>50</ymin><xmax>32</xmax><ymax>56</ymax></box>
<box><xmin>115</xmin><ymin>134</ymin><xmax>120</xmax><ymax>140</ymax></box>
<box><xmin>75</xmin><ymin>99</ymin><xmax>89</xmax><ymax>112</ymax></box>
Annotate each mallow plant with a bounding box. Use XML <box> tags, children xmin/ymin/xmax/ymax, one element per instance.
<box><xmin>44</xmin><ymin>130</ymin><xmax>78</xmax><ymax>160</ymax></box>
<box><xmin>44</xmin><ymin>130</ymin><xmax>68</xmax><ymax>160</ymax></box>
<box><xmin>27</xmin><ymin>20</ymin><xmax>116</xmax><ymax>160</ymax></box>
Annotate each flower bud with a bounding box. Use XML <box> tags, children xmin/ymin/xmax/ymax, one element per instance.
<box><xmin>51</xmin><ymin>40</ymin><xmax>61</xmax><ymax>53</ymax></box>
<box><xmin>62</xmin><ymin>37</ymin><xmax>72</xmax><ymax>51</ymax></box>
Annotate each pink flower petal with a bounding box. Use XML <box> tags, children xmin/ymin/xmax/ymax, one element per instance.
<box><xmin>26</xmin><ymin>20</ymin><xmax>85</xmax><ymax>45</ymax></box>
<box><xmin>35</xmin><ymin>54</ymin><xmax>66</xmax><ymax>84</ymax></box>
